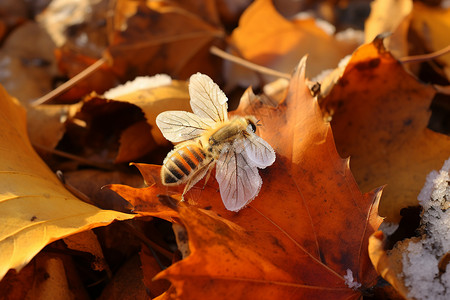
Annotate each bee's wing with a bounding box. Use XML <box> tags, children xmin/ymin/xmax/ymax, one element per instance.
<box><xmin>243</xmin><ymin>128</ymin><xmax>276</xmax><ymax>168</ymax></box>
<box><xmin>189</xmin><ymin>73</ymin><xmax>228</xmax><ymax>123</ymax></box>
<box><xmin>156</xmin><ymin>111</ymin><xmax>215</xmax><ymax>143</ymax></box>
<box><xmin>216</xmin><ymin>144</ymin><xmax>262</xmax><ymax>212</ymax></box>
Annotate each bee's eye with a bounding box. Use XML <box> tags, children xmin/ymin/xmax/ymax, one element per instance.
<box><xmin>249</xmin><ymin>122</ymin><xmax>257</xmax><ymax>133</ymax></box>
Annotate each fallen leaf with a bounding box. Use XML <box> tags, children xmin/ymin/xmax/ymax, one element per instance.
<box><xmin>54</xmin><ymin>48</ymin><xmax>118</xmax><ymax>102</ymax></box>
<box><xmin>368</xmin><ymin>230</ymin><xmax>411</xmax><ymax>299</ymax></box>
<box><xmin>63</xmin><ymin>169</ymin><xmax>143</xmax><ymax>212</ymax></box>
<box><xmin>27</xmin><ymin>105</ymin><xmax>69</xmax><ymax>150</ymax></box>
<box><xmin>107</xmin><ymin>0</ymin><xmax>225</xmax><ymax>80</ymax></box>
<box><xmin>112</xmin><ymin>58</ymin><xmax>383</xmax><ymax>298</ymax></box>
<box><xmin>369</xmin><ymin>157</ymin><xmax>450</xmax><ymax>299</ymax></box>
<box><xmin>0</xmin><ymin>85</ymin><xmax>135</xmax><ymax>280</ymax></box>
<box><xmin>364</xmin><ymin>0</ymin><xmax>412</xmax><ymax>58</ymax></box>
<box><xmin>63</xmin><ymin>230</ymin><xmax>108</xmax><ymax>272</ymax></box>
<box><xmin>0</xmin><ymin>21</ymin><xmax>57</xmax><ymax>103</ymax></box>
<box><xmin>320</xmin><ymin>38</ymin><xmax>450</xmax><ymax>222</ymax></box>
<box><xmin>140</xmin><ymin>246</ymin><xmax>171</xmax><ymax>298</ymax></box>
<box><xmin>1</xmin><ymin>251</ymin><xmax>90</xmax><ymax>300</ymax></box>
<box><xmin>115</xmin><ymin>121</ymin><xmax>156</xmax><ymax>163</ymax></box>
<box><xmin>410</xmin><ymin>2</ymin><xmax>450</xmax><ymax>80</ymax></box>
<box><xmin>105</xmin><ymin>78</ymin><xmax>191</xmax><ymax>146</ymax></box>
<box><xmin>97</xmin><ymin>254</ymin><xmax>148</xmax><ymax>300</ymax></box>
<box><xmin>227</xmin><ymin>0</ymin><xmax>360</xmax><ymax>87</ymax></box>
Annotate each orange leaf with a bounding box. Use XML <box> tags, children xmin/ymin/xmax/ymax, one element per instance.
<box><xmin>321</xmin><ymin>38</ymin><xmax>450</xmax><ymax>222</ymax></box>
<box><xmin>112</xmin><ymin>57</ymin><xmax>383</xmax><ymax>298</ymax></box>
<box><xmin>228</xmin><ymin>0</ymin><xmax>359</xmax><ymax>86</ymax></box>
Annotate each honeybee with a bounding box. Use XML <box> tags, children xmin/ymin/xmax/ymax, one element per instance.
<box><xmin>156</xmin><ymin>73</ymin><xmax>276</xmax><ymax>211</ymax></box>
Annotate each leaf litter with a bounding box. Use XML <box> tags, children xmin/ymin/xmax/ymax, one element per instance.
<box><xmin>1</xmin><ymin>0</ymin><xmax>450</xmax><ymax>299</ymax></box>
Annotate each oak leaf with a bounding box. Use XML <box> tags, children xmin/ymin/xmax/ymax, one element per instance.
<box><xmin>111</xmin><ymin>57</ymin><xmax>383</xmax><ymax>298</ymax></box>
<box><xmin>0</xmin><ymin>85</ymin><xmax>135</xmax><ymax>280</ymax></box>
<box><xmin>321</xmin><ymin>39</ymin><xmax>450</xmax><ymax>222</ymax></box>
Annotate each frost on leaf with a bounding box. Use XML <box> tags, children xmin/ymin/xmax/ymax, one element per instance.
<box><xmin>402</xmin><ymin>158</ymin><xmax>450</xmax><ymax>300</ymax></box>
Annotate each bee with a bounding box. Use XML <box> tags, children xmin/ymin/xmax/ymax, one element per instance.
<box><xmin>156</xmin><ymin>73</ymin><xmax>276</xmax><ymax>211</ymax></box>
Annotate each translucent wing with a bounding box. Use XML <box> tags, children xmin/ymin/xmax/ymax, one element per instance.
<box><xmin>244</xmin><ymin>127</ymin><xmax>276</xmax><ymax>168</ymax></box>
<box><xmin>189</xmin><ymin>73</ymin><xmax>228</xmax><ymax>123</ymax></box>
<box><xmin>216</xmin><ymin>144</ymin><xmax>262</xmax><ymax>212</ymax></box>
<box><xmin>156</xmin><ymin>111</ymin><xmax>215</xmax><ymax>143</ymax></box>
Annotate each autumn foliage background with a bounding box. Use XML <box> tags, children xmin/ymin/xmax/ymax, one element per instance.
<box><xmin>0</xmin><ymin>0</ymin><xmax>450</xmax><ymax>299</ymax></box>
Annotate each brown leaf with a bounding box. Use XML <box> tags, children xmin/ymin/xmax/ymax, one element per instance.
<box><xmin>107</xmin><ymin>0</ymin><xmax>225</xmax><ymax>80</ymax></box>
<box><xmin>63</xmin><ymin>169</ymin><xmax>143</xmax><ymax>212</ymax></box>
<box><xmin>0</xmin><ymin>21</ymin><xmax>57</xmax><ymax>103</ymax></box>
<box><xmin>140</xmin><ymin>247</ymin><xmax>171</xmax><ymax>298</ymax></box>
<box><xmin>116</xmin><ymin>121</ymin><xmax>156</xmax><ymax>163</ymax></box>
<box><xmin>321</xmin><ymin>39</ymin><xmax>450</xmax><ymax>222</ymax></box>
<box><xmin>97</xmin><ymin>254</ymin><xmax>147</xmax><ymax>300</ymax></box>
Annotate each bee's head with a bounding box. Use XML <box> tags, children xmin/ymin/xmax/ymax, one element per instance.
<box><xmin>245</xmin><ymin>116</ymin><xmax>259</xmax><ymax>133</ymax></box>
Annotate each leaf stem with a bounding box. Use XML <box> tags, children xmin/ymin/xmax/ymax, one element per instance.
<box><xmin>123</xmin><ymin>222</ymin><xmax>173</xmax><ymax>262</ymax></box>
<box><xmin>399</xmin><ymin>44</ymin><xmax>450</xmax><ymax>64</ymax></box>
<box><xmin>33</xmin><ymin>143</ymin><xmax>116</xmax><ymax>171</ymax></box>
<box><xmin>209</xmin><ymin>46</ymin><xmax>291</xmax><ymax>80</ymax></box>
<box><xmin>31</xmin><ymin>57</ymin><xmax>107</xmax><ymax>106</ymax></box>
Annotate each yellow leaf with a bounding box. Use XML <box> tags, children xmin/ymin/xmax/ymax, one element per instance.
<box><xmin>0</xmin><ymin>85</ymin><xmax>135</xmax><ymax>280</ymax></box>
<box><xmin>411</xmin><ymin>3</ymin><xmax>450</xmax><ymax>78</ymax></box>
<box><xmin>106</xmin><ymin>79</ymin><xmax>191</xmax><ymax>145</ymax></box>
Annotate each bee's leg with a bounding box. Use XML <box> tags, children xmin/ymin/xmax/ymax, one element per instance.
<box><xmin>181</xmin><ymin>161</ymin><xmax>213</xmax><ymax>200</ymax></box>
<box><xmin>202</xmin><ymin>161</ymin><xmax>216</xmax><ymax>189</ymax></box>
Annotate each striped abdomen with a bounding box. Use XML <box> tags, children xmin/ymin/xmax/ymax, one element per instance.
<box><xmin>161</xmin><ymin>143</ymin><xmax>208</xmax><ymax>185</ymax></box>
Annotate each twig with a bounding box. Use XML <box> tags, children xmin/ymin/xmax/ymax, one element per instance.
<box><xmin>31</xmin><ymin>57</ymin><xmax>107</xmax><ymax>106</ymax></box>
<box><xmin>56</xmin><ymin>170</ymin><xmax>97</xmax><ymax>206</ymax></box>
<box><xmin>123</xmin><ymin>222</ymin><xmax>173</xmax><ymax>263</ymax></box>
<box><xmin>33</xmin><ymin>143</ymin><xmax>116</xmax><ymax>171</ymax></box>
<box><xmin>210</xmin><ymin>46</ymin><xmax>291</xmax><ymax>80</ymax></box>
<box><xmin>399</xmin><ymin>45</ymin><xmax>450</xmax><ymax>64</ymax></box>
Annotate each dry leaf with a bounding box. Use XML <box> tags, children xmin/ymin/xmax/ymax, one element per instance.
<box><xmin>27</xmin><ymin>105</ymin><xmax>69</xmax><ymax>150</ymax></box>
<box><xmin>0</xmin><ymin>21</ymin><xmax>57</xmax><ymax>103</ymax></box>
<box><xmin>0</xmin><ymin>86</ymin><xmax>135</xmax><ymax>280</ymax></box>
<box><xmin>364</xmin><ymin>0</ymin><xmax>412</xmax><ymax>58</ymax></box>
<box><xmin>369</xmin><ymin>158</ymin><xmax>450</xmax><ymax>299</ymax></box>
<box><xmin>63</xmin><ymin>169</ymin><xmax>143</xmax><ymax>212</ymax></box>
<box><xmin>0</xmin><ymin>251</ymin><xmax>90</xmax><ymax>300</ymax></box>
<box><xmin>98</xmin><ymin>254</ymin><xmax>148</xmax><ymax>300</ymax></box>
<box><xmin>116</xmin><ymin>121</ymin><xmax>156</xmax><ymax>163</ymax></box>
<box><xmin>107</xmin><ymin>0</ymin><xmax>225</xmax><ymax>80</ymax></box>
<box><xmin>140</xmin><ymin>246</ymin><xmax>171</xmax><ymax>298</ymax></box>
<box><xmin>410</xmin><ymin>2</ymin><xmax>450</xmax><ymax>80</ymax></box>
<box><xmin>227</xmin><ymin>0</ymin><xmax>360</xmax><ymax>87</ymax></box>
<box><xmin>111</xmin><ymin>57</ymin><xmax>383</xmax><ymax>298</ymax></box>
<box><xmin>105</xmin><ymin>78</ymin><xmax>191</xmax><ymax>146</ymax></box>
<box><xmin>321</xmin><ymin>39</ymin><xmax>450</xmax><ymax>222</ymax></box>
<box><xmin>63</xmin><ymin>230</ymin><xmax>108</xmax><ymax>272</ymax></box>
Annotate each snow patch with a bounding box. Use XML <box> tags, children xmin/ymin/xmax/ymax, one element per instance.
<box><xmin>103</xmin><ymin>74</ymin><xmax>172</xmax><ymax>99</ymax></box>
<box><xmin>344</xmin><ymin>269</ymin><xmax>361</xmax><ymax>290</ymax></box>
<box><xmin>402</xmin><ymin>158</ymin><xmax>450</xmax><ymax>300</ymax></box>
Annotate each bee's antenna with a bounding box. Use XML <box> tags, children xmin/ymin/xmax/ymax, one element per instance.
<box><xmin>256</xmin><ymin>119</ymin><xmax>262</xmax><ymax>126</ymax></box>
